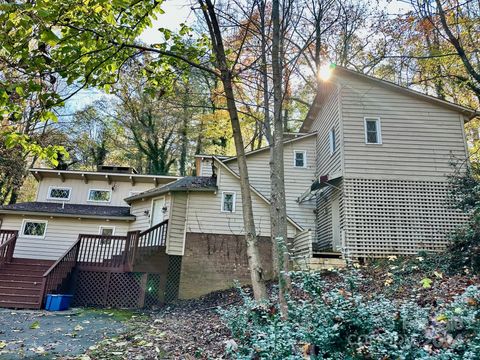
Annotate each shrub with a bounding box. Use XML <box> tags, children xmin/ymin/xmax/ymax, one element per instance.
<box><xmin>448</xmin><ymin>164</ymin><xmax>480</xmax><ymax>274</ymax></box>
<box><xmin>220</xmin><ymin>271</ymin><xmax>480</xmax><ymax>359</ymax></box>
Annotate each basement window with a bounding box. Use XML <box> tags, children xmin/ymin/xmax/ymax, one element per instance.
<box><xmin>364</xmin><ymin>117</ymin><xmax>382</xmax><ymax>144</ymax></box>
<box><xmin>22</xmin><ymin>220</ymin><xmax>47</xmax><ymax>239</ymax></box>
<box><xmin>88</xmin><ymin>189</ymin><xmax>112</xmax><ymax>203</ymax></box>
<box><xmin>221</xmin><ymin>191</ymin><xmax>236</xmax><ymax>213</ymax></box>
<box><xmin>47</xmin><ymin>186</ymin><xmax>71</xmax><ymax>201</ymax></box>
<box><xmin>294</xmin><ymin>150</ymin><xmax>306</xmax><ymax>168</ymax></box>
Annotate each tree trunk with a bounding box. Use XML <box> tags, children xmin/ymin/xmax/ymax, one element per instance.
<box><xmin>179</xmin><ymin>86</ymin><xmax>189</xmax><ymax>176</ymax></box>
<box><xmin>200</xmin><ymin>0</ymin><xmax>268</xmax><ymax>301</ymax></box>
<box><xmin>271</xmin><ymin>0</ymin><xmax>290</xmax><ymax>316</ymax></box>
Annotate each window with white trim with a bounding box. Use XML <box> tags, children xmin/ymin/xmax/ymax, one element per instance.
<box><xmin>221</xmin><ymin>191</ymin><xmax>236</xmax><ymax>212</ymax></box>
<box><xmin>22</xmin><ymin>220</ymin><xmax>47</xmax><ymax>238</ymax></box>
<box><xmin>364</xmin><ymin>117</ymin><xmax>382</xmax><ymax>144</ymax></box>
<box><xmin>47</xmin><ymin>186</ymin><xmax>71</xmax><ymax>201</ymax></box>
<box><xmin>88</xmin><ymin>189</ymin><xmax>112</xmax><ymax>202</ymax></box>
<box><xmin>99</xmin><ymin>226</ymin><xmax>115</xmax><ymax>236</ymax></box>
<box><xmin>329</xmin><ymin>128</ymin><xmax>336</xmax><ymax>155</ymax></box>
<box><xmin>294</xmin><ymin>150</ymin><xmax>306</xmax><ymax>168</ymax></box>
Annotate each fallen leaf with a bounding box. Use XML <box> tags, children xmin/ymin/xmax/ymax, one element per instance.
<box><xmin>29</xmin><ymin>321</ymin><xmax>40</xmax><ymax>330</ymax></box>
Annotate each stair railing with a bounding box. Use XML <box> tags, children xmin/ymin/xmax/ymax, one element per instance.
<box><xmin>40</xmin><ymin>237</ymin><xmax>81</xmax><ymax>306</ymax></box>
<box><xmin>0</xmin><ymin>230</ymin><xmax>18</xmax><ymax>269</ymax></box>
<box><xmin>135</xmin><ymin>220</ymin><xmax>168</xmax><ymax>265</ymax></box>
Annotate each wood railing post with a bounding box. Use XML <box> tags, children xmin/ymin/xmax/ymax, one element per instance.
<box><xmin>6</xmin><ymin>231</ymin><xmax>18</xmax><ymax>263</ymax></box>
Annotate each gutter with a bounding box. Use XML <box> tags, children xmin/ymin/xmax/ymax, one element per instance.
<box><xmin>0</xmin><ymin>210</ymin><xmax>136</xmax><ymax>221</ymax></box>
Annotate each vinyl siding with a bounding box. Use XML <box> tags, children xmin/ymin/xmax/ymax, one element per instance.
<box><xmin>186</xmin><ymin>166</ymin><xmax>298</xmax><ymax>238</ymax></box>
<box><xmin>37</xmin><ymin>178</ymin><xmax>157</xmax><ymax>206</ymax></box>
<box><xmin>166</xmin><ymin>193</ymin><xmax>187</xmax><ymax>256</ymax></box>
<box><xmin>129</xmin><ymin>194</ymin><xmax>171</xmax><ymax>232</ymax></box>
<box><xmin>309</xmin><ymin>83</ymin><xmax>343</xmax><ymax>178</ymax></box>
<box><xmin>0</xmin><ymin>215</ymin><xmax>131</xmax><ymax>260</ymax></box>
<box><xmin>339</xmin><ymin>74</ymin><xmax>468</xmax><ymax>180</ymax></box>
<box><xmin>225</xmin><ymin>136</ymin><xmax>316</xmax><ymax>230</ymax></box>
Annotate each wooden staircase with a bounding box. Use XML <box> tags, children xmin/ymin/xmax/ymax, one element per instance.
<box><xmin>0</xmin><ymin>221</ymin><xmax>169</xmax><ymax>310</ymax></box>
<box><xmin>0</xmin><ymin>258</ymin><xmax>53</xmax><ymax>309</ymax></box>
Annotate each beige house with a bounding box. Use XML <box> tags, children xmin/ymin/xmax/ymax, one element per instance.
<box><xmin>0</xmin><ymin>67</ymin><xmax>476</xmax><ymax>309</ymax></box>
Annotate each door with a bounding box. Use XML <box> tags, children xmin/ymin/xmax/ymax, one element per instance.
<box><xmin>151</xmin><ymin>197</ymin><xmax>166</xmax><ymax>226</ymax></box>
<box><xmin>331</xmin><ymin>194</ymin><xmax>341</xmax><ymax>251</ymax></box>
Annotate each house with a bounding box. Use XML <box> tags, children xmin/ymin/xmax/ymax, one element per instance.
<box><xmin>0</xmin><ymin>66</ymin><xmax>476</xmax><ymax>309</ymax></box>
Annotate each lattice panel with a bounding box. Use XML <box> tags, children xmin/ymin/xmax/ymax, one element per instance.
<box><xmin>106</xmin><ymin>273</ymin><xmax>143</xmax><ymax>308</ymax></box>
<box><xmin>164</xmin><ymin>256</ymin><xmax>182</xmax><ymax>302</ymax></box>
<box><xmin>145</xmin><ymin>274</ymin><xmax>162</xmax><ymax>307</ymax></box>
<box><xmin>72</xmin><ymin>271</ymin><xmax>163</xmax><ymax>308</ymax></box>
<box><xmin>73</xmin><ymin>271</ymin><xmax>109</xmax><ymax>307</ymax></box>
<box><xmin>343</xmin><ymin>178</ymin><xmax>467</xmax><ymax>258</ymax></box>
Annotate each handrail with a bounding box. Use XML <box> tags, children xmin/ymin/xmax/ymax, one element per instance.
<box><xmin>135</xmin><ymin>220</ymin><xmax>168</xmax><ymax>265</ymax></box>
<box><xmin>40</xmin><ymin>236</ymin><xmax>81</xmax><ymax>306</ymax></box>
<box><xmin>0</xmin><ymin>230</ymin><xmax>17</xmax><ymax>246</ymax></box>
<box><xmin>0</xmin><ymin>231</ymin><xmax>18</xmax><ymax>269</ymax></box>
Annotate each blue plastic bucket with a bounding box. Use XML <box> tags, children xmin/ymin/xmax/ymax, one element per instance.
<box><xmin>45</xmin><ymin>294</ymin><xmax>73</xmax><ymax>311</ymax></box>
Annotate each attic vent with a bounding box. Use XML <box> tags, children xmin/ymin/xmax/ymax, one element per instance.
<box><xmin>97</xmin><ymin>165</ymin><xmax>138</xmax><ymax>174</ymax></box>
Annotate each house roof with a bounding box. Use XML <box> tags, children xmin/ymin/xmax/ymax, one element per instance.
<box><xmin>125</xmin><ymin>176</ymin><xmax>217</xmax><ymax>203</ymax></box>
<box><xmin>301</xmin><ymin>66</ymin><xmax>478</xmax><ymax>132</ymax></box>
<box><xmin>222</xmin><ymin>132</ymin><xmax>317</xmax><ymax>163</ymax></box>
<box><xmin>30</xmin><ymin>168</ymin><xmax>179</xmax><ymax>186</ymax></box>
<box><xmin>0</xmin><ymin>202</ymin><xmax>135</xmax><ymax>220</ymax></box>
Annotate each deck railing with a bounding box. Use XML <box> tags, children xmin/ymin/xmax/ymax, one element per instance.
<box><xmin>0</xmin><ymin>230</ymin><xmax>18</xmax><ymax>269</ymax></box>
<box><xmin>76</xmin><ymin>233</ymin><xmax>135</xmax><ymax>271</ymax></box>
<box><xmin>136</xmin><ymin>220</ymin><xmax>168</xmax><ymax>262</ymax></box>
<box><xmin>40</xmin><ymin>237</ymin><xmax>81</xmax><ymax>305</ymax></box>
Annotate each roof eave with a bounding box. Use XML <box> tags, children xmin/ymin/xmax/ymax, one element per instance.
<box><xmin>0</xmin><ymin>209</ymin><xmax>135</xmax><ymax>221</ymax></box>
<box><xmin>125</xmin><ymin>187</ymin><xmax>217</xmax><ymax>204</ymax></box>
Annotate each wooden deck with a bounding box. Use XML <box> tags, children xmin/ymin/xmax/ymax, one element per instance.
<box><xmin>0</xmin><ymin>220</ymin><xmax>168</xmax><ymax>309</ymax></box>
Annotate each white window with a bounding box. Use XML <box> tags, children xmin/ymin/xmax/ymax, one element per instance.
<box><xmin>221</xmin><ymin>191</ymin><xmax>236</xmax><ymax>212</ymax></box>
<box><xmin>21</xmin><ymin>220</ymin><xmax>47</xmax><ymax>239</ymax></box>
<box><xmin>47</xmin><ymin>186</ymin><xmax>71</xmax><ymax>201</ymax></box>
<box><xmin>329</xmin><ymin>128</ymin><xmax>336</xmax><ymax>155</ymax></box>
<box><xmin>364</xmin><ymin>117</ymin><xmax>382</xmax><ymax>144</ymax></box>
<box><xmin>88</xmin><ymin>189</ymin><xmax>112</xmax><ymax>203</ymax></box>
<box><xmin>99</xmin><ymin>226</ymin><xmax>115</xmax><ymax>236</ymax></box>
<box><xmin>294</xmin><ymin>150</ymin><xmax>306</xmax><ymax>168</ymax></box>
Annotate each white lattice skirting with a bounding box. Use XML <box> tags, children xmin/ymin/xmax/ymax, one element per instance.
<box><xmin>343</xmin><ymin>178</ymin><xmax>467</xmax><ymax>258</ymax></box>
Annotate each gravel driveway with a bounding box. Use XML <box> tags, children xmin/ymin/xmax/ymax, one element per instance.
<box><xmin>0</xmin><ymin>308</ymin><xmax>127</xmax><ymax>359</ymax></box>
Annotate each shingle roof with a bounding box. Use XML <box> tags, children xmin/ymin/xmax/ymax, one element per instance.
<box><xmin>0</xmin><ymin>202</ymin><xmax>135</xmax><ymax>219</ymax></box>
<box><xmin>125</xmin><ymin>176</ymin><xmax>217</xmax><ymax>203</ymax></box>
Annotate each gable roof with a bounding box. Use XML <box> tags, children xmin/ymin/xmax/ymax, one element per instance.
<box><xmin>125</xmin><ymin>176</ymin><xmax>217</xmax><ymax>204</ymax></box>
<box><xmin>222</xmin><ymin>132</ymin><xmax>317</xmax><ymax>163</ymax></box>
<box><xmin>0</xmin><ymin>202</ymin><xmax>135</xmax><ymax>220</ymax></box>
<box><xmin>213</xmin><ymin>157</ymin><xmax>303</xmax><ymax>231</ymax></box>
<box><xmin>301</xmin><ymin>66</ymin><xmax>478</xmax><ymax>132</ymax></box>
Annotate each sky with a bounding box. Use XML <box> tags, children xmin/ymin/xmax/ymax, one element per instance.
<box><xmin>65</xmin><ymin>0</ymin><xmax>410</xmax><ymax>113</ymax></box>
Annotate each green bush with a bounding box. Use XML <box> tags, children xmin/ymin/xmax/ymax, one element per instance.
<box><xmin>448</xmin><ymin>164</ymin><xmax>480</xmax><ymax>274</ymax></box>
<box><xmin>220</xmin><ymin>271</ymin><xmax>480</xmax><ymax>359</ymax></box>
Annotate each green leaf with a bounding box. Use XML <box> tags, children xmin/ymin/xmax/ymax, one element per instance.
<box><xmin>30</xmin><ymin>321</ymin><xmax>40</xmax><ymax>329</ymax></box>
<box><xmin>420</xmin><ymin>278</ymin><xmax>432</xmax><ymax>288</ymax></box>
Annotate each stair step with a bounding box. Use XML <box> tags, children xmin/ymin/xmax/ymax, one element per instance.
<box><xmin>0</xmin><ymin>279</ymin><xmax>42</xmax><ymax>288</ymax></box>
<box><xmin>0</xmin><ymin>274</ymin><xmax>43</xmax><ymax>282</ymax></box>
<box><xmin>10</xmin><ymin>258</ymin><xmax>54</xmax><ymax>266</ymax></box>
<box><xmin>0</xmin><ymin>300</ymin><xmax>41</xmax><ymax>309</ymax></box>
<box><xmin>0</xmin><ymin>286</ymin><xmax>40</xmax><ymax>295</ymax></box>
<box><xmin>0</xmin><ymin>293</ymin><xmax>40</xmax><ymax>303</ymax></box>
<box><xmin>4</xmin><ymin>263</ymin><xmax>50</xmax><ymax>271</ymax></box>
<box><xmin>1</xmin><ymin>268</ymin><xmax>46</xmax><ymax>276</ymax></box>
